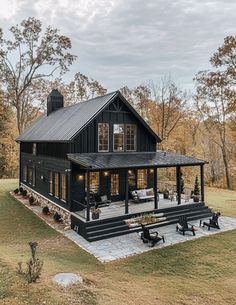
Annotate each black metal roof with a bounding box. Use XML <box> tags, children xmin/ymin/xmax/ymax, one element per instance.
<box><xmin>16</xmin><ymin>91</ymin><xmax>161</xmax><ymax>143</ymax></box>
<box><xmin>67</xmin><ymin>151</ymin><xmax>206</xmax><ymax>170</ymax></box>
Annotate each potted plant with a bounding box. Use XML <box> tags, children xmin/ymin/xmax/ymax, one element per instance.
<box><xmin>163</xmin><ymin>189</ymin><xmax>169</xmax><ymax>199</ymax></box>
<box><xmin>193</xmin><ymin>176</ymin><xmax>200</xmax><ymax>202</ymax></box>
<box><xmin>91</xmin><ymin>206</ymin><xmax>101</xmax><ymax>220</ymax></box>
<box><xmin>28</xmin><ymin>196</ymin><xmax>35</xmax><ymax>205</ymax></box>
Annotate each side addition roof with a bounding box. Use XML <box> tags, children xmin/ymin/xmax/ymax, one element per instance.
<box><xmin>67</xmin><ymin>151</ymin><xmax>206</xmax><ymax>170</ymax></box>
<box><xmin>16</xmin><ymin>91</ymin><xmax>161</xmax><ymax>143</ymax></box>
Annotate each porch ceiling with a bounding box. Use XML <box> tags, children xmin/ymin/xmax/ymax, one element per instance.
<box><xmin>67</xmin><ymin>151</ymin><xmax>206</xmax><ymax>170</ymax></box>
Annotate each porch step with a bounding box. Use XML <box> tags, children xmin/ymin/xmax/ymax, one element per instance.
<box><xmin>84</xmin><ymin>205</ymin><xmax>212</xmax><ymax>242</ymax></box>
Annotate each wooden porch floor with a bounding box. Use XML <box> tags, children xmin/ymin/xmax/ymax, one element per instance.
<box><xmin>74</xmin><ymin>194</ymin><xmax>196</xmax><ymax>221</ymax></box>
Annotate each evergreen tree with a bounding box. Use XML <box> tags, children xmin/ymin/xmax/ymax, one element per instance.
<box><xmin>194</xmin><ymin>176</ymin><xmax>200</xmax><ymax>195</ymax></box>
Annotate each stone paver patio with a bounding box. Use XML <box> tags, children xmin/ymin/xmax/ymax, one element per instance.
<box><xmin>65</xmin><ymin>216</ymin><xmax>236</xmax><ymax>262</ymax></box>
<box><xmin>12</xmin><ymin>192</ymin><xmax>236</xmax><ymax>263</ymax></box>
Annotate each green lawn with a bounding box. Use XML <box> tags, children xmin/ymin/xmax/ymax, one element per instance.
<box><xmin>0</xmin><ymin>179</ymin><xmax>236</xmax><ymax>305</ymax></box>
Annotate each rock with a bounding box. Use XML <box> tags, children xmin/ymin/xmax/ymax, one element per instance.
<box><xmin>52</xmin><ymin>273</ymin><xmax>83</xmax><ymax>288</ymax></box>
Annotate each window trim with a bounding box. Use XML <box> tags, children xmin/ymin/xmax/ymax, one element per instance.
<box><xmin>98</xmin><ymin>123</ymin><xmax>109</xmax><ymax>152</ymax></box>
<box><xmin>49</xmin><ymin>171</ymin><xmax>53</xmax><ymax>195</ymax></box>
<box><xmin>113</xmin><ymin>123</ymin><xmax>124</xmax><ymax>152</ymax></box>
<box><xmin>54</xmin><ymin>172</ymin><xmax>59</xmax><ymax>199</ymax></box>
<box><xmin>126</xmin><ymin>124</ymin><xmax>137</xmax><ymax>152</ymax></box>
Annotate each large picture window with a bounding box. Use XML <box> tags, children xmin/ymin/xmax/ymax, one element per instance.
<box><xmin>54</xmin><ymin>172</ymin><xmax>59</xmax><ymax>197</ymax></box>
<box><xmin>85</xmin><ymin>172</ymin><xmax>100</xmax><ymax>193</ymax></box>
<box><xmin>113</xmin><ymin>124</ymin><xmax>124</xmax><ymax>151</ymax></box>
<box><xmin>137</xmin><ymin>169</ymin><xmax>147</xmax><ymax>189</ymax></box>
<box><xmin>111</xmin><ymin>174</ymin><xmax>119</xmax><ymax>195</ymax></box>
<box><xmin>126</xmin><ymin>125</ymin><xmax>136</xmax><ymax>151</ymax></box>
<box><xmin>61</xmin><ymin>174</ymin><xmax>67</xmax><ymax>202</ymax></box>
<box><xmin>98</xmin><ymin>123</ymin><xmax>109</xmax><ymax>152</ymax></box>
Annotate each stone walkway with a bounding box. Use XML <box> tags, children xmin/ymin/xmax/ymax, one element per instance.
<box><xmin>65</xmin><ymin>216</ymin><xmax>236</xmax><ymax>263</ymax></box>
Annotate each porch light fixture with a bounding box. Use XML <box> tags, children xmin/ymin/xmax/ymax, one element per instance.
<box><xmin>128</xmin><ymin>170</ymin><xmax>133</xmax><ymax>174</ymax></box>
<box><xmin>78</xmin><ymin>175</ymin><xmax>84</xmax><ymax>181</ymax></box>
<box><xmin>150</xmin><ymin>169</ymin><xmax>154</xmax><ymax>173</ymax></box>
<box><xmin>104</xmin><ymin>171</ymin><xmax>109</xmax><ymax>176</ymax></box>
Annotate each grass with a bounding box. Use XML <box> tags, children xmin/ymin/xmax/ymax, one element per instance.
<box><xmin>0</xmin><ymin>179</ymin><xmax>236</xmax><ymax>305</ymax></box>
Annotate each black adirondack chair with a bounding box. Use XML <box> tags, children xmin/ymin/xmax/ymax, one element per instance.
<box><xmin>201</xmin><ymin>212</ymin><xmax>221</xmax><ymax>230</ymax></box>
<box><xmin>176</xmin><ymin>216</ymin><xmax>196</xmax><ymax>236</ymax></box>
<box><xmin>140</xmin><ymin>224</ymin><xmax>165</xmax><ymax>247</ymax></box>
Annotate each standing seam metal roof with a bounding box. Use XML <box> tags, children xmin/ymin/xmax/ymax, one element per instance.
<box><xmin>67</xmin><ymin>151</ymin><xmax>206</xmax><ymax>169</ymax></box>
<box><xmin>16</xmin><ymin>91</ymin><xmax>118</xmax><ymax>142</ymax></box>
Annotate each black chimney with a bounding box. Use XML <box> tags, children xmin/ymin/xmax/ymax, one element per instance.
<box><xmin>47</xmin><ymin>89</ymin><xmax>64</xmax><ymax>115</ymax></box>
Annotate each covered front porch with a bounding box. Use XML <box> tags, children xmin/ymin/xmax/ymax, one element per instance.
<box><xmin>68</xmin><ymin>151</ymin><xmax>206</xmax><ymax>222</ymax></box>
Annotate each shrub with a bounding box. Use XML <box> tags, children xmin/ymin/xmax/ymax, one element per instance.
<box><xmin>19</xmin><ymin>187</ymin><xmax>23</xmax><ymax>194</ymax></box>
<box><xmin>29</xmin><ymin>196</ymin><xmax>34</xmax><ymax>205</ymax></box>
<box><xmin>17</xmin><ymin>242</ymin><xmax>43</xmax><ymax>283</ymax></box>
<box><xmin>53</xmin><ymin>212</ymin><xmax>62</xmax><ymax>222</ymax></box>
<box><xmin>42</xmin><ymin>206</ymin><xmax>49</xmax><ymax>215</ymax></box>
<box><xmin>14</xmin><ymin>188</ymin><xmax>19</xmax><ymax>194</ymax></box>
<box><xmin>22</xmin><ymin>190</ymin><xmax>27</xmax><ymax>197</ymax></box>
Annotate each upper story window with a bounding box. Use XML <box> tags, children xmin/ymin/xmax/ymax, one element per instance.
<box><xmin>32</xmin><ymin>143</ymin><xmax>37</xmax><ymax>155</ymax></box>
<box><xmin>126</xmin><ymin>125</ymin><xmax>136</xmax><ymax>151</ymax></box>
<box><xmin>113</xmin><ymin>124</ymin><xmax>124</xmax><ymax>152</ymax></box>
<box><xmin>98</xmin><ymin>123</ymin><xmax>109</xmax><ymax>152</ymax></box>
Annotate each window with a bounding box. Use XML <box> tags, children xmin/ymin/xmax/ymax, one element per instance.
<box><xmin>126</xmin><ymin>125</ymin><xmax>136</xmax><ymax>151</ymax></box>
<box><xmin>128</xmin><ymin>170</ymin><xmax>136</xmax><ymax>187</ymax></box>
<box><xmin>137</xmin><ymin>169</ymin><xmax>147</xmax><ymax>189</ymax></box>
<box><xmin>32</xmin><ymin>143</ymin><xmax>37</xmax><ymax>155</ymax></box>
<box><xmin>27</xmin><ymin>166</ymin><xmax>35</xmax><ymax>186</ymax></box>
<box><xmin>111</xmin><ymin>174</ymin><xmax>119</xmax><ymax>195</ymax></box>
<box><xmin>85</xmin><ymin>172</ymin><xmax>99</xmax><ymax>193</ymax></box>
<box><xmin>113</xmin><ymin>124</ymin><xmax>124</xmax><ymax>151</ymax></box>
<box><xmin>98</xmin><ymin>123</ymin><xmax>109</xmax><ymax>152</ymax></box>
<box><xmin>61</xmin><ymin>174</ymin><xmax>67</xmax><ymax>202</ymax></box>
<box><xmin>49</xmin><ymin>171</ymin><xmax>53</xmax><ymax>194</ymax></box>
<box><xmin>23</xmin><ymin>165</ymin><xmax>27</xmax><ymax>182</ymax></box>
<box><xmin>54</xmin><ymin>172</ymin><xmax>59</xmax><ymax>197</ymax></box>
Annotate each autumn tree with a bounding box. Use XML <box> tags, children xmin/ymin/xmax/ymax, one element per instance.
<box><xmin>149</xmin><ymin>79</ymin><xmax>188</xmax><ymax>149</ymax></box>
<box><xmin>0</xmin><ymin>17</ymin><xmax>76</xmax><ymax>133</ymax></box>
<box><xmin>195</xmin><ymin>70</ymin><xmax>235</xmax><ymax>189</ymax></box>
<box><xmin>71</xmin><ymin>72</ymin><xmax>107</xmax><ymax>103</ymax></box>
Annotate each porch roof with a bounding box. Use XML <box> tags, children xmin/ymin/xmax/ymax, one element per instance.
<box><xmin>67</xmin><ymin>151</ymin><xmax>206</xmax><ymax>170</ymax></box>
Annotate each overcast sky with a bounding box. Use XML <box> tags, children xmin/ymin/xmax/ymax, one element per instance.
<box><xmin>0</xmin><ymin>0</ymin><xmax>235</xmax><ymax>92</ymax></box>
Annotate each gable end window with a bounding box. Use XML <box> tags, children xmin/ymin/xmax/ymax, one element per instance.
<box><xmin>98</xmin><ymin>123</ymin><xmax>109</xmax><ymax>152</ymax></box>
<box><xmin>113</xmin><ymin>124</ymin><xmax>124</xmax><ymax>152</ymax></box>
<box><xmin>126</xmin><ymin>124</ymin><xmax>136</xmax><ymax>151</ymax></box>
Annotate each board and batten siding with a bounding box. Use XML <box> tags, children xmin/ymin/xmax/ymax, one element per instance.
<box><xmin>21</xmin><ymin>152</ymin><xmax>71</xmax><ymax>210</ymax></box>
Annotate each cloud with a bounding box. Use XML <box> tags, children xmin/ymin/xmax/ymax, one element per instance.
<box><xmin>0</xmin><ymin>0</ymin><xmax>236</xmax><ymax>92</ymax></box>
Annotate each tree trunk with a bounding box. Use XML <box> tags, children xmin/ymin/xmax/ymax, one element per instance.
<box><xmin>221</xmin><ymin>148</ymin><xmax>231</xmax><ymax>189</ymax></box>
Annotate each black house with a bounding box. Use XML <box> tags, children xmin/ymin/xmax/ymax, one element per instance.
<box><xmin>17</xmin><ymin>90</ymin><xmax>210</xmax><ymax>241</ymax></box>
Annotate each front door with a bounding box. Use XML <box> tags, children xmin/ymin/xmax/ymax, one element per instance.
<box><xmin>110</xmin><ymin>172</ymin><xmax>120</xmax><ymax>201</ymax></box>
